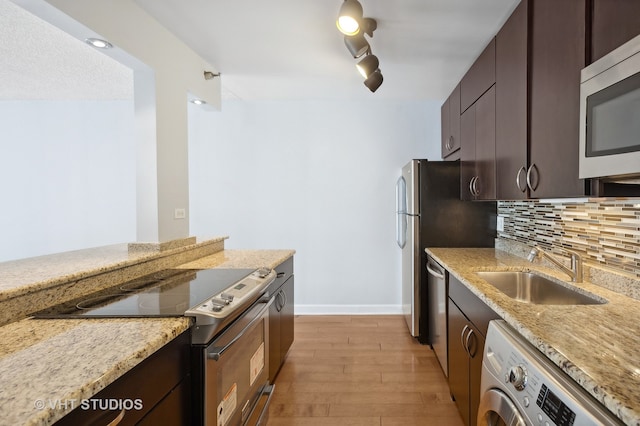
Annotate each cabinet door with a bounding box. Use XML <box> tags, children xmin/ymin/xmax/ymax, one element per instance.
<box><xmin>591</xmin><ymin>0</ymin><xmax>640</xmax><ymax>63</ymax></box>
<box><xmin>468</xmin><ymin>323</ymin><xmax>485</xmax><ymax>426</ymax></box>
<box><xmin>474</xmin><ymin>86</ymin><xmax>496</xmax><ymax>200</ymax></box>
<box><xmin>442</xmin><ymin>85</ymin><xmax>461</xmax><ymax>159</ymax></box>
<box><xmin>268</xmin><ymin>296</ymin><xmax>282</xmax><ymax>383</ymax></box>
<box><xmin>529</xmin><ymin>0</ymin><xmax>587</xmax><ymax>198</ymax></box>
<box><xmin>461</xmin><ymin>39</ymin><xmax>496</xmax><ymax>113</ymax></box>
<box><xmin>441</xmin><ymin>96</ymin><xmax>451</xmax><ymax>158</ymax></box>
<box><xmin>448</xmin><ymin>299</ymin><xmax>470</xmax><ymax>426</ymax></box>
<box><xmin>496</xmin><ymin>0</ymin><xmax>528</xmax><ymax>200</ymax></box>
<box><xmin>460</xmin><ymin>105</ymin><xmax>476</xmax><ymax>201</ymax></box>
<box><xmin>280</xmin><ymin>277</ymin><xmax>295</xmax><ymax>362</ymax></box>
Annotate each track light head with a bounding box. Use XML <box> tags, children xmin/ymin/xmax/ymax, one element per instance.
<box><xmin>364</xmin><ymin>69</ymin><xmax>383</xmax><ymax>92</ymax></box>
<box><xmin>336</xmin><ymin>0</ymin><xmax>363</xmax><ymax>36</ymax></box>
<box><xmin>344</xmin><ymin>34</ymin><xmax>370</xmax><ymax>58</ymax></box>
<box><xmin>361</xmin><ymin>18</ymin><xmax>377</xmax><ymax>37</ymax></box>
<box><xmin>356</xmin><ymin>54</ymin><xmax>379</xmax><ymax>79</ymax></box>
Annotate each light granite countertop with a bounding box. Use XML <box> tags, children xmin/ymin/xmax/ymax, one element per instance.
<box><xmin>0</xmin><ymin>248</ymin><xmax>295</xmax><ymax>426</ymax></box>
<box><xmin>426</xmin><ymin>247</ymin><xmax>640</xmax><ymax>426</ymax></box>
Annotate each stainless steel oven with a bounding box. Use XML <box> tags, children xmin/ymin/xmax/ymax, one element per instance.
<box><xmin>195</xmin><ymin>296</ymin><xmax>274</xmax><ymax>426</ymax></box>
<box><xmin>579</xmin><ymin>33</ymin><xmax>640</xmax><ymax>179</ymax></box>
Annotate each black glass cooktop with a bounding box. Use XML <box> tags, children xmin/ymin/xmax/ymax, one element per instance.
<box><xmin>34</xmin><ymin>268</ymin><xmax>256</xmax><ymax>318</ymax></box>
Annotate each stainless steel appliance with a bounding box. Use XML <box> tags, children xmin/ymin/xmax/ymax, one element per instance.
<box><xmin>579</xmin><ymin>33</ymin><xmax>640</xmax><ymax>179</ymax></box>
<box><xmin>426</xmin><ymin>256</ymin><xmax>448</xmax><ymax>376</ymax></box>
<box><xmin>478</xmin><ymin>320</ymin><xmax>623</xmax><ymax>426</ymax></box>
<box><xmin>395</xmin><ymin>160</ymin><xmax>496</xmax><ymax>344</ymax></box>
<box><xmin>34</xmin><ymin>267</ymin><xmax>277</xmax><ymax>426</ymax></box>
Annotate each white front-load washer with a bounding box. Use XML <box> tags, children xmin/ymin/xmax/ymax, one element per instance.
<box><xmin>477</xmin><ymin>320</ymin><xmax>623</xmax><ymax>426</ymax></box>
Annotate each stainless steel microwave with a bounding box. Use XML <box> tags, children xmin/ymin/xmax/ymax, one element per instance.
<box><xmin>579</xmin><ymin>33</ymin><xmax>640</xmax><ymax>179</ymax></box>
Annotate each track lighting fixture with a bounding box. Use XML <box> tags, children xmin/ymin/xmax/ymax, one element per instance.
<box><xmin>336</xmin><ymin>0</ymin><xmax>363</xmax><ymax>36</ymax></box>
<box><xmin>344</xmin><ymin>33</ymin><xmax>369</xmax><ymax>58</ymax></box>
<box><xmin>336</xmin><ymin>0</ymin><xmax>383</xmax><ymax>92</ymax></box>
<box><xmin>364</xmin><ymin>69</ymin><xmax>383</xmax><ymax>93</ymax></box>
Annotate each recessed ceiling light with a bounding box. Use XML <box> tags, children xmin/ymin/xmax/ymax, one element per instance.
<box><xmin>190</xmin><ymin>99</ymin><xmax>206</xmax><ymax>105</ymax></box>
<box><xmin>85</xmin><ymin>38</ymin><xmax>113</xmax><ymax>49</ymax></box>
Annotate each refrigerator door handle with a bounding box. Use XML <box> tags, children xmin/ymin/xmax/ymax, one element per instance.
<box><xmin>396</xmin><ymin>213</ymin><xmax>407</xmax><ymax>248</ymax></box>
<box><xmin>396</xmin><ymin>176</ymin><xmax>407</xmax><ymax>248</ymax></box>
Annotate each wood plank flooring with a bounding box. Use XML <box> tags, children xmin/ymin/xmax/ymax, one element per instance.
<box><xmin>266</xmin><ymin>315</ymin><xmax>464</xmax><ymax>426</ymax></box>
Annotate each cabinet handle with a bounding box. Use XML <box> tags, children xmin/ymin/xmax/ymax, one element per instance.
<box><xmin>277</xmin><ymin>272</ymin><xmax>285</xmax><ymax>278</ymax></box>
<box><xmin>460</xmin><ymin>325</ymin><xmax>470</xmax><ymax>356</ymax></box>
<box><xmin>446</xmin><ymin>136</ymin><xmax>453</xmax><ymax>151</ymax></box>
<box><xmin>471</xmin><ymin>176</ymin><xmax>480</xmax><ymax>197</ymax></box>
<box><xmin>526</xmin><ymin>163</ymin><xmax>539</xmax><ymax>191</ymax></box>
<box><xmin>468</xmin><ymin>177</ymin><xmax>475</xmax><ymax>196</ymax></box>
<box><xmin>465</xmin><ymin>328</ymin><xmax>476</xmax><ymax>358</ymax></box>
<box><xmin>515</xmin><ymin>166</ymin><xmax>527</xmax><ymax>192</ymax></box>
<box><xmin>106</xmin><ymin>408</ymin><xmax>126</xmax><ymax>426</ymax></box>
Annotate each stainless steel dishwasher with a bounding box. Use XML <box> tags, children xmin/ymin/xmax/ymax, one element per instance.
<box><xmin>426</xmin><ymin>255</ymin><xmax>448</xmax><ymax>376</ymax></box>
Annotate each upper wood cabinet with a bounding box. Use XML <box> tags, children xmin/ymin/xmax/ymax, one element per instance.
<box><xmin>591</xmin><ymin>0</ymin><xmax>640</xmax><ymax>63</ymax></box>
<box><xmin>495</xmin><ymin>0</ymin><xmax>588</xmax><ymax>199</ymax></box>
<box><xmin>461</xmin><ymin>39</ymin><xmax>496</xmax><ymax>113</ymax></box>
<box><xmin>460</xmin><ymin>85</ymin><xmax>496</xmax><ymax>201</ymax></box>
<box><xmin>441</xmin><ymin>84</ymin><xmax>461</xmax><ymax>160</ymax></box>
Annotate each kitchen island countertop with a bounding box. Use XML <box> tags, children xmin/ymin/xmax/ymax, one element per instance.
<box><xmin>427</xmin><ymin>247</ymin><xmax>640</xmax><ymax>426</ymax></box>
<box><xmin>0</xmin><ymin>248</ymin><xmax>295</xmax><ymax>426</ymax></box>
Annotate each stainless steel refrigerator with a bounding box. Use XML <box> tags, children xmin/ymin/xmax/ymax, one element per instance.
<box><xmin>396</xmin><ymin>160</ymin><xmax>496</xmax><ymax>345</ymax></box>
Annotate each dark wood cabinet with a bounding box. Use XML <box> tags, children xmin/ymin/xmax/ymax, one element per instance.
<box><xmin>268</xmin><ymin>256</ymin><xmax>294</xmax><ymax>383</ymax></box>
<box><xmin>461</xmin><ymin>39</ymin><xmax>496</xmax><ymax>113</ymax></box>
<box><xmin>495</xmin><ymin>0</ymin><xmax>588</xmax><ymax>199</ymax></box>
<box><xmin>448</xmin><ymin>276</ymin><xmax>498</xmax><ymax>426</ymax></box>
<box><xmin>55</xmin><ymin>330</ymin><xmax>191</xmax><ymax>426</ymax></box>
<box><xmin>441</xmin><ymin>84</ymin><xmax>461</xmax><ymax>160</ymax></box>
<box><xmin>495</xmin><ymin>0</ymin><xmax>528</xmax><ymax>200</ymax></box>
<box><xmin>460</xmin><ymin>86</ymin><xmax>496</xmax><ymax>201</ymax></box>
<box><xmin>591</xmin><ymin>0</ymin><xmax>640</xmax><ymax>63</ymax></box>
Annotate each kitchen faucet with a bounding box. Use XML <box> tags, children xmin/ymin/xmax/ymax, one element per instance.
<box><xmin>527</xmin><ymin>245</ymin><xmax>583</xmax><ymax>283</ymax></box>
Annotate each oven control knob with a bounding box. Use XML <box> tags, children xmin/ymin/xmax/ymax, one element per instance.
<box><xmin>508</xmin><ymin>365</ymin><xmax>528</xmax><ymax>391</ymax></box>
<box><xmin>210</xmin><ymin>305</ymin><xmax>223</xmax><ymax>312</ymax></box>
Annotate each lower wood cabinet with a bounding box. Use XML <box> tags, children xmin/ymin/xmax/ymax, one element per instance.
<box><xmin>447</xmin><ymin>276</ymin><xmax>499</xmax><ymax>426</ymax></box>
<box><xmin>268</xmin><ymin>256</ymin><xmax>295</xmax><ymax>382</ymax></box>
<box><xmin>55</xmin><ymin>330</ymin><xmax>191</xmax><ymax>426</ymax></box>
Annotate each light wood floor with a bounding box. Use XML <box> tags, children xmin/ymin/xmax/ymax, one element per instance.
<box><xmin>267</xmin><ymin>315</ymin><xmax>464</xmax><ymax>426</ymax></box>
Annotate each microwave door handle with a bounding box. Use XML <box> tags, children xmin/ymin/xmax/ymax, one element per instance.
<box><xmin>207</xmin><ymin>298</ymin><xmax>274</xmax><ymax>361</ymax></box>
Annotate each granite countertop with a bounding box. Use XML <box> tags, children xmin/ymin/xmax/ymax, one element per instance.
<box><xmin>426</xmin><ymin>247</ymin><xmax>640</xmax><ymax>426</ymax></box>
<box><xmin>0</xmin><ymin>248</ymin><xmax>295</xmax><ymax>426</ymax></box>
<box><xmin>176</xmin><ymin>249</ymin><xmax>295</xmax><ymax>270</ymax></box>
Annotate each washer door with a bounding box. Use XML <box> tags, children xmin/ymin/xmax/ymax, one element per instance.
<box><xmin>477</xmin><ymin>388</ymin><xmax>526</xmax><ymax>426</ymax></box>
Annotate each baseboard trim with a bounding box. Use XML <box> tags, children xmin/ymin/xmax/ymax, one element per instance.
<box><xmin>294</xmin><ymin>305</ymin><xmax>403</xmax><ymax>315</ymax></box>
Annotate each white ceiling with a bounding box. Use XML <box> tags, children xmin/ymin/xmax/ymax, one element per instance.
<box><xmin>2</xmin><ymin>0</ymin><xmax>520</xmax><ymax>102</ymax></box>
<box><xmin>0</xmin><ymin>0</ymin><xmax>133</xmax><ymax>100</ymax></box>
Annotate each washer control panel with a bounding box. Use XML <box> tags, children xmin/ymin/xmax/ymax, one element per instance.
<box><xmin>480</xmin><ymin>320</ymin><xmax>623</xmax><ymax>426</ymax></box>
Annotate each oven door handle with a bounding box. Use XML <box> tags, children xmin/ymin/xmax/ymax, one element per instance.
<box><xmin>207</xmin><ymin>297</ymin><xmax>274</xmax><ymax>361</ymax></box>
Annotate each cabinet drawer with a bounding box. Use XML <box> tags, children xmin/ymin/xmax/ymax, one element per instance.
<box><xmin>448</xmin><ymin>275</ymin><xmax>498</xmax><ymax>337</ymax></box>
<box><xmin>461</xmin><ymin>38</ymin><xmax>496</xmax><ymax>113</ymax></box>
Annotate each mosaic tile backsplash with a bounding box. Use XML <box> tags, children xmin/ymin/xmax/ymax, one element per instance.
<box><xmin>497</xmin><ymin>198</ymin><xmax>640</xmax><ymax>278</ymax></box>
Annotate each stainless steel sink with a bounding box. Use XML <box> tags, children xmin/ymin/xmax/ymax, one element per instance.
<box><xmin>476</xmin><ymin>271</ymin><xmax>606</xmax><ymax>305</ymax></box>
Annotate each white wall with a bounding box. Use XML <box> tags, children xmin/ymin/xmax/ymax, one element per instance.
<box><xmin>188</xmin><ymin>99</ymin><xmax>441</xmax><ymax>314</ymax></box>
<box><xmin>0</xmin><ymin>100</ymin><xmax>136</xmax><ymax>261</ymax></box>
